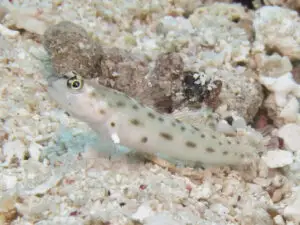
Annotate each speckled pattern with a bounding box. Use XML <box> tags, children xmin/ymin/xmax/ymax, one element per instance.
<box><xmin>1</xmin><ymin>0</ymin><xmax>300</xmax><ymax>224</ymax></box>
<box><xmin>47</xmin><ymin>72</ymin><xmax>256</xmax><ymax>166</ymax></box>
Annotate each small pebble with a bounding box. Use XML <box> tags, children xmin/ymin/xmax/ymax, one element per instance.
<box><xmin>131</xmin><ymin>203</ymin><xmax>154</xmax><ymax>221</ymax></box>
<box><xmin>232</xmin><ymin>117</ymin><xmax>247</xmax><ymax>129</ymax></box>
<box><xmin>0</xmin><ymin>24</ymin><xmax>19</xmax><ymax>38</ymax></box>
<box><xmin>262</xmin><ymin>150</ymin><xmax>293</xmax><ymax>168</ymax></box>
<box><xmin>272</xmin><ymin>175</ymin><xmax>286</xmax><ymax>188</ymax></box>
<box><xmin>272</xmin><ymin>189</ymin><xmax>283</xmax><ymax>203</ymax></box>
<box><xmin>2</xmin><ymin>140</ymin><xmax>27</xmax><ymax>163</ymax></box>
<box><xmin>274</xmin><ymin>215</ymin><xmax>285</xmax><ymax>225</ymax></box>
<box><xmin>278</xmin><ymin>124</ymin><xmax>300</xmax><ymax>151</ymax></box>
<box><xmin>28</xmin><ymin>142</ymin><xmax>43</xmax><ymax>161</ymax></box>
<box><xmin>284</xmin><ymin>189</ymin><xmax>300</xmax><ymax>222</ymax></box>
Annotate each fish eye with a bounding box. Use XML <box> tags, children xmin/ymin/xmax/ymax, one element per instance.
<box><xmin>67</xmin><ymin>76</ymin><xmax>84</xmax><ymax>90</ymax></box>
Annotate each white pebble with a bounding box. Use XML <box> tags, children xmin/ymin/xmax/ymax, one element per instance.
<box><xmin>259</xmin><ymin>73</ymin><xmax>300</xmax><ymax>107</ymax></box>
<box><xmin>24</xmin><ymin>174</ymin><xmax>63</xmax><ymax>195</ymax></box>
<box><xmin>210</xmin><ymin>203</ymin><xmax>229</xmax><ymax>217</ymax></box>
<box><xmin>190</xmin><ymin>181</ymin><xmax>212</xmax><ymax>200</ymax></box>
<box><xmin>253</xmin><ymin>177</ymin><xmax>271</xmax><ymax>187</ymax></box>
<box><xmin>145</xmin><ymin>213</ymin><xmax>182</xmax><ymax>225</ymax></box>
<box><xmin>15</xmin><ymin>196</ymin><xmax>53</xmax><ymax>218</ymax></box>
<box><xmin>286</xmin><ymin>221</ymin><xmax>295</xmax><ymax>225</ymax></box>
<box><xmin>159</xmin><ymin>16</ymin><xmax>193</xmax><ymax>33</ymax></box>
<box><xmin>28</xmin><ymin>142</ymin><xmax>42</xmax><ymax>161</ymax></box>
<box><xmin>286</xmin><ymin>222</ymin><xmax>295</xmax><ymax>225</ymax></box>
<box><xmin>131</xmin><ymin>203</ymin><xmax>154</xmax><ymax>221</ymax></box>
<box><xmin>274</xmin><ymin>215</ymin><xmax>285</xmax><ymax>225</ymax></box>
<box><xmin>262</xmin><ymin>150</ymin><xmax>293</xmax><ymax>168</ymax></box>
<box><xmin>279</xmin><ymin>96</ymin><xmax>299</xmax><ymax>122</ymax></box>
<box><xmin>272</xmin><ymin>174</ymin><xmax>287</xmax><ymax>188</ymax></box>
<box><xmin>1</xmin><ymin>174</ymin><xmax>17</xmax><ymax>190</ymax></box>
<box><xmin>2</xmin><ymin>140</ymin><xmax>26</xmax><ymax>163</ymax></box>
<box><xmin>232</xmin><ymin>117</ymin><xmax>247</xmax><ymax>129</ymax></box>
<box><xmin>278</xmin><ymin>124</ymin><xmax>300</xmax><ymax>151</ymax></box>
<box><xmin>0</xmin><ymin>23</ymin><xmax>19</xmax><ymax>38</ymax></box>
<box><xmin>284</xmin><ymin>189</ymin><xmax>300</xmax><ymax>223</ymax></box>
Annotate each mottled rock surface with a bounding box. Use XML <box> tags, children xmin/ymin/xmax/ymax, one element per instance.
<box><xmin>43</xmin><ymin>21</ymin><xmax>264</xmax><ymax>121</ymax></box>
<box><xmin>43</xmin><ymin>21</ymin><xmax>105</xmax><ymax>79</ymax></box>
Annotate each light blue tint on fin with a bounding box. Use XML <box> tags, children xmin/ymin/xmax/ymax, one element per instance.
<box><xmin>88</xmin><ymin>121</ymin><xmax>131</xmax><ymax>160</ymax></box>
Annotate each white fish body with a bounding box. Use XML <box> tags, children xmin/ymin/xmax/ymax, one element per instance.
<box><xmin>47</xmin><ymin>73</ymin><xmax>256</xmax><ymax>166</ymax></box>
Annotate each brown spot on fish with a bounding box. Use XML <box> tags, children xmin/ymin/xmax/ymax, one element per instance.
<box><xmin>158</xmin><ymin>117</ymin><xmax>164</xmax><ymax>122</ymax></box>
<box><xmin>240</xmin><ymin>153</ymin><xmax>245</xmax><ymax>159</ymax></box>
<box><xmin>110</xmin><ymin>122</ymin><xmax>116</xmax><ymax>127</ymax></box>
<box><xmin>147</xmin><ymin>112</ymin><xmax>156</xmax><ymax>119</ymax></box>
<box><xmin>218</xmin><ymin>141</ymin><xmax>223</xmax><ymax>146</ymax></box>
<box><xmin>116</xmin><ymin>101</ymin><xmax>126</xmax><ymax>107</ymax></box>
<box><xmin>130</xmin><ymin>119</ymin><xmax>142</xmax><ymax>126</ymax></box>
<box><xmin>141</xmin><ymin>137</ymin><xmax>148</xmax><ymax>143</ymax></box>
<box><xmin>192</xmin><ymin>126</ymin><xmax>199</xmax><ymax>131</ymax></box>
<box><xmin>212</xmin><ymin>135</ymin><xmax>217</xmax><ymax>139</ymax></box>
<box><xmin>201</xmin><ymin>134</ymin><xmax>206</xmax><ymax>138</ymax></box>
<box><xmin>175</xmin><ymin>119</ymin><xmax>182</xmax><ymax>124</ymax></box>
<box><xmin>89</xmin><ymin>91</ymin><xmax>97</xmax><ymax>98</ymax></box>
<box><xmin>206</xmin><ymin>147</ymin><xmax>215</xmax><ymax>153</ymax></box>
<box><xmin>132</xmin><ymin>104</ymin><xmax>139</xmax><ymax>110</ymax></box>
<box><xmin>171</xmin><ymin>122</ymin><xmax>176</xmax><ymax>127</ymax></box>
<box><xmin>159</xmin><ymin>132</ymin><xmax>173</xmax><ymax>140</ymax></box>
<box><xmin>227</xmin><ymin>140</ymin><xmax>232</xmax><ymax>145</ymax></box>
<box><xmin>98</xmin><ymin>109</ymin><xmax>106</xmax><ymax>115</ymax></box>
<box><xmin>186</xmin><ymin>141</ymin><xmax>196</xmax><ymax>148</ymax></box>
<box><xmin>181</xmin><ymin>126</ymin><xmax>186</xmax><ymax>131</ymax></box>
<box><xmin>223</xmin><ymin>151</ymin><xmax>229</xmax><ymax>155</ymax></box>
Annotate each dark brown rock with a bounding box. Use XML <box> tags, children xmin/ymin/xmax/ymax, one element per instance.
<box><xmin>43</xmin><ymin>21</ymin><xmax>104</xmax><ymax>78</ymax></box>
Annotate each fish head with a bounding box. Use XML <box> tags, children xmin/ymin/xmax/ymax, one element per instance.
<box><xmin>47</xmin><ymin>72</ymin><xmax>108</xmax><ymax>124</ymax></box>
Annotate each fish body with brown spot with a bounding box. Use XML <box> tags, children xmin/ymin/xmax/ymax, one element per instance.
<box><xmin>47</xmin><ymin>72</ymin><xmax>255</xmax><ymax>166</ymax></box>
